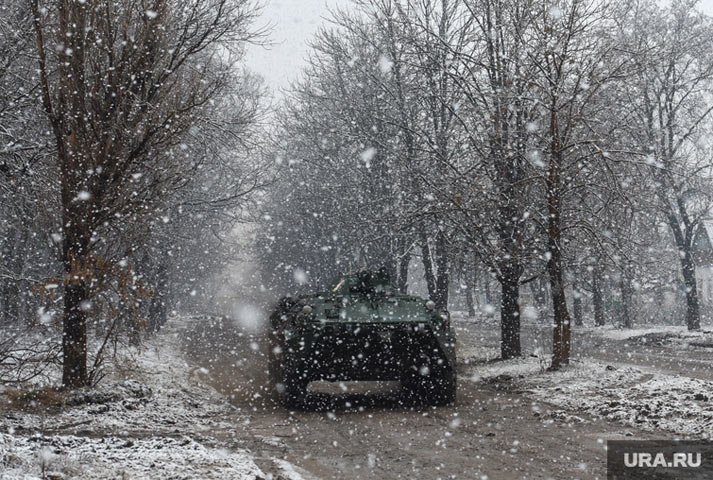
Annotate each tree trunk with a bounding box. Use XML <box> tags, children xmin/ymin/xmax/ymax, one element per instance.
<box><xmin>663</xmin><ymin>210</ymin><xmax>701</xmax><ymax>331</ymax></box>
<box><xmin>549</xmin><ymin>252</ymin><xmax>571</xmax><ymax>369</ymax></box>
<box><xmin>1</xmin><ymin>232</ymin><xmax>14</xmax><ymax>325</ymax></box>
<box><xmin>620</xmin><ymin>269</ymin><xmax>634</xmax><ymax>329</ymax></box>
<box><xmin>547</xmin><ymin>112</ymin><xmax>572</xmax><ymax>370</ymax></box>
<box><xmin>572</xmin><ymin>274</ymin><xmax>583</xmax><ymax>327</ymax></box>
<box><xmin>420</xmin><ymin>228</ymin><xmax>449</xmax><ymax>311</ymax></box>
<box><xmin>592</xmin><ymin>265</ymin><xmax>605</xmax><ymax>327</ymax></box>
<box><xmin>466</xmin><ymin>268</ymin><xmax>476</xmax><ymax>317</ymax></box>
<box><xmin>420</xmin><ymin>230</ymin><xmax>437</xmax><ymax>301</ymax></box>
<box><xmin>397</xmin><ymin>251</ymin><xmax>410</xmax><ymax>294</ymax></box>
<box><xmin>483</xmin><ymin>274</ymin><xmax>492</xmax><ymax>308</ymax></box>
<box><xmin>62</xmin><ymin>264</ymin><xmax>89</xmax><ymax>387</ymax></box>
<box><xmin>4</xmin><ymin>280</ymin><xmax>20</xmax><ymax>325</ymax></box>
<box><xmin>60</xmin><ymin>160</ymin><xmax>91</xmax><ymax>388</ymax></box>
<box><xmin>433</xmin><ymin>230</ymin><xmax>449</xmax><ymax>311</ymax></box>
<box><xmin>500</xmin><ymin>262</ymin><xmax>521</xmax><ymax>359</ymax></box>
<box><xmin>148</xmin><ymin>264</ymin><xmax>169</xmax><ymax>333</ymax></box>
<box><xmin>1</xmin><ymin>227</ymin><xmax>26</xmax><ymax>326</ymax></box>
<box><xmin>32</xmin><ymin>0</ymin><xmax>92</xmax><ymax>388</ymax></box>
<box><xmin>384</xmin><ymin>256</ymin><xmax>398</xmax><ymax>288</ymax></box>
<box><xmin>680</xmin><ymin>249</ymin><xmax>701</xmax><ymax>330</ymax></box>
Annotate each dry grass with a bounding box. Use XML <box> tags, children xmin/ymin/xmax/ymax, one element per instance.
<box><xmin>2</xmin><ymin>385</ymin><xmax>66</xmax><ymax>412</ymax></box>
<box><xmin>1</xmin><ymin>451</ymin><xmax>23</xmax><ymax>469</ymax></box>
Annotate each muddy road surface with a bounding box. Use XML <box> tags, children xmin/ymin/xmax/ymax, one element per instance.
<box><xmin>181</xmin><ymin>316</ymin><xmax>662</xmax><ymax>480</ymax></box>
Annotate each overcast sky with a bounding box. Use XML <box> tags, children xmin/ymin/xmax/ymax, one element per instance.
<box><xmin>246</xmin><ymin>0</ymin><xmax>713</xmax><ymax>98</ymax></box>
<box><xmin>244</xmin><ymin>0</ymin><xmax>352</xmax><ymax>97</ymax></box>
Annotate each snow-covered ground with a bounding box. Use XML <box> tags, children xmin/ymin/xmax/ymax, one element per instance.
<box><xmin>464</xmin><ymin>324</ymin><xmax>713</xmax><ymax>439</ymax></box>
<box><xmin>4</xmin><ymin>317</ymin><xmax>713</xmax><ymax>479</ymax></box>
<box><xmin>580</xmin><ymin>324</ymin><xmax>713</xmax><ymax>343</ymax></box>
<box><xmin>0</xmin><ymin>434</ymin><xmax>263</xmax><ymax>480</ymax></box>
<box><xmin>0</xmin><ymin>319</ymin><xmax>267</xmax><ymax>480</ymax></box>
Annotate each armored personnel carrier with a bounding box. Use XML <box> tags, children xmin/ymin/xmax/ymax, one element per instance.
<box><xmin>268</xmin><ymin>270</ymin><xmax>456</xmax><ymax>407</ymax></box>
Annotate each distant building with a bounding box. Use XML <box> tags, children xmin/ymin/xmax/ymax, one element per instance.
<box><xmin>692</xmin><ymin>219</ymin><xmax>713</xmax><ymax>305</ymax></box>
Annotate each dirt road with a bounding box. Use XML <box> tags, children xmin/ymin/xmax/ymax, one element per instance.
<box><xmin>181</xmin><ymin>317</ymin><xmax>663</xmax><ymax>480</ymax></box>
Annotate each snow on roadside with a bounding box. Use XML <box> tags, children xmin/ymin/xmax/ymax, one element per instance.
<box><xmin>524</xmin><ymin>361</ymin><xmax>713</xmax><ymax>438</ymax></box>
<box><xmin>273</xmin><ymin>458</ymin><xmax>320</xmax><ymax>480</ymax></box>
<box><xmin>0</xmin><ymin>433</ymin><xmax>263</xmax><ymax>480</ymax></box>
<box><xmin>466</xmin><ymin>357</ymin><xmax>713</xmax><ymax>439</ymax></box>
<box><xmin>582</xmin><ymin>324</ymin><xmax>713</xmax><ymax>343</ymax></box>
<box><xmin>1</xmin><ymin>318</ymin><xmax>265</xmax><ymax>480</ymax></box>
<box><xmin>583</xmin><ymin>324</ymin><xmax>686</xmax><ymax>340</ymax></box>
<box><xmin>464</xmin><ymin>355</ymin><xmax>545</xmax><ymax>381</ymax></box>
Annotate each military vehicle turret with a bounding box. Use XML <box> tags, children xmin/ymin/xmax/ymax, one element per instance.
<box><xmin>268</xmin><ymin>269</ymin><xmax>456</xmax><ymax>407</ymax></box>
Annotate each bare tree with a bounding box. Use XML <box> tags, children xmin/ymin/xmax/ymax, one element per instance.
<box><xmin>617</xmin><ymin>0</ymin><xmax>713</xmax><ymax>331</ymax></box>
<box><xmin>526</xmin><ymin>0</ymin><xmax>626</xmax><ymax>368</ymax></box>
<box><xmin>30</xmin><ymin>0</ymin><xmax>261</xmax><ymax>386</ymax></box>
<box><xmin>437</xmin><ymin>0</ymin><xmax>542</xmax><ymax>359</ymax></box>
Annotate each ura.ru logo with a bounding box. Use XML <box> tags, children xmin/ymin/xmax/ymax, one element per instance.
<box><xmin>624</xmin><ymin>452</ymin><xmax>702</xmax><ymax>468</ymax></box>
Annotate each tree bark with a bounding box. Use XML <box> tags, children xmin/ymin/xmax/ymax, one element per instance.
<box><xmin>572</xmin><ymin>274</ymin><xmax>583</xmax><ymax>327</ymax></box>
<box><xmin>592</xmin><ymin>265</ymin><xmax>605</xmax><ymax>327</ymax></box>
<box><xmin>61</xmin><ymin>219</ymin><xmax>91</xmax><ymax>387</ymax></box>
<box><xmin>466</xmin><ymin>268</ymin><xmax>476</xmax><ymax>317</ymax></box>
<box><xmin>661</xmin><ymin>207</ymin><xmax>701</xmax><ymax>331</ymax></box>
<box><xmin>549</xmin><ymin>252</ymin><xmax>571</xmax><ymax>369</ymax></box>
<box><xmin>547</xmin><ymin>111</ymin><xmax>572</xmax><ymax>370</ymax></box>
<box><xmin>433</xmin><ymin>230</ymin><xmax>449</xmax><ymax>311</ymax></box>
<box><xmin>148</xmin><ymin>264</ymin><xmax>169</xmax><ymax>332</ymax></box>
<box><xmin>32</xmin><ymin>0</ymin><xmax>92</xmax><ymax>388</ymax></box>
<box><xmin>62</xmin><ymin>280</ymin><xmax>88</xmax><ymax>386</ymax></box>
<box><xmin>420</xmin><ymin>229</ymin><xmax>449</xmax><ymax>311</ymax></box>
<box><xmin>500</xmin><ymin>262</ymin><xmax>521</xmax><ymax>359</ymax></box>
<box><xmin>397</xmin><ymin>251</ymin><xmax>410</xmax><ymax>294</ymax></box>
<box><xmin>620</xmin><ymin>269</ymin><xmax>634</xmax><ymax>329</ymax></box>
<box><xmin>680</xmin><ymin>249</ymin><xmax>701</xmax><ymax>330</ymax></box>
<box><xmin>483</xmin><ymin>274</ymin><xmax>492</xmax><ymax>309</ymax></box>
<box><xmin>1</xmin><ymin>230</ymin><xmax>21</xmax><ymax>325</ymax></box>
<box><xmin>420</xmin><ymin>230</ymin><xmax>437</xmax><ymax>301</ymax></box>
<box><xmin>384</xmin><ymin>255</ymin><xmax>398</xmax><ymax>288</ymax></box>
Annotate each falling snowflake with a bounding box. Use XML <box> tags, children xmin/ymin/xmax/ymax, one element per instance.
<box><xmin>377</xmin><ymin>54</ymin><xmax>393</xmax><ymax>74</ymax></box>
<box><xmin>75</xmin><ymin>191</ymin><xmax>91</xmax><ymax>201</ymax></box>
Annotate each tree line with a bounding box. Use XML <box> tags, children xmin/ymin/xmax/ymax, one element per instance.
<box><xmin>0</xmin><ymin>0</ymin><xmax>267</xmax><ymax>387</ymax></box>
<box><xmin>1</xmin><ymin>0</ymin><xmax>711</xmax><ymax>386</ymax></box>
<box><xmin>258</xmin><ymin>0</ymin><xmax>713</xmax><ymax>368</ymax></box>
